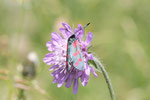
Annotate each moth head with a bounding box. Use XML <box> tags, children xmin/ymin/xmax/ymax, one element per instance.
<box><xmin>68</xmin><ymin>34</ymin><xmax>77</xmax><ymax>44</ymax></box>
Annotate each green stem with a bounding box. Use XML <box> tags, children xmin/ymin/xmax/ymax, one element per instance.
<box><xmin>94</xmin><ymin>57</ymin><xmax>116</xmax><ymax>100</ymax></box>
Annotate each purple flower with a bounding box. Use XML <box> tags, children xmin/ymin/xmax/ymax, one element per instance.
<box><xmin>43</xmin><ymin>22</ymin><xmax>97</xmax><ymax>94</ymax></box>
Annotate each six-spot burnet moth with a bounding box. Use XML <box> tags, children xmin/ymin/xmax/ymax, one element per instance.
<box><xmin>66</xmin><ymin>23</ymin><xmax>90</xmax><ymax>71</ymax></box>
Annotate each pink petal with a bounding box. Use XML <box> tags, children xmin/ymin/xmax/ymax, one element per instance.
<box><xmin>89</xmin><ymin>66</ymin><xmax>98</xmax><ymax>77</ymax></box>
<box><xmin>59</xmin><ymin>28</ymin><xmax>68</xmax><ymax>39</ymax></box>
<box><xmin>43</xmin><ymin>57</ymin><xmax>54</xmax><ymax>65</ymax></box>
<box><xmin>73</xmin><ymin>79</ymin><xmax>79</xmax><ymax>94</ymax></box>
<box><xmin>65</xmin><ymin>74</ymin><xmax>73</xmax><ymax>88</ymax></box>
<box><xmin>43</xmin><ymin>53</ymin><xmax>55</xmax><ymax>65</ymax></box>
<box><xmin>59</xmin><ymin>28</ymin><xmax>71</xmax><ymax>39</ymax></box>
<box><xmin>45</xmin><ymin>53</ymin><xmax>54</xmax><ymax>57</ymax></box>
<box><xmin>57</xmin><ymin>77</ymin><xmax>65</xmax><ymax>88</ymax></box>
<box><xmin>81</xmin><ymin>73</ymin><xmax>89</xmax><ymax>86</ymax></box>
<box><xmin>51</xmin><ymin>38</ymin><xmax>59</xmax><ymax>45</ymax></box>
<box><xmin>46</xmin><ymin>41</ymin><xmax>51</xmax><ymax>47</ymax></box>
<box><xmin>49</xmin><ymin>65</ymin><xmax>58</xmax><ymax>71</ymax></box>
<box><xmin>85</xmin><ymin>32</ymin><xmax>93</xmax><ymax>45</ymax></box>
<box><xmin>57</xmin><ymin>73</ymin><xmax>69</xmax><ymax>88</ymax></box>
<box><xmin>51</xmin><ymin>68</ymin><xmax>63</xmax><ymax>77</ymax></box>
<box><xmin>77</xmin><ymin>71</ymin><xmax>83</xmax><ymax>77</ymax></box>
<box><xmin>46</xmin><ymin>41</ymin><xmax>53</xmax><ymax>51</ymax></box>
<box><xmin>75</xmin><ymin>24</ymin><xmax>84</xmax><ymax>40</ymax></box>
<box><xmin>85</xmin><ymin>65</ymin><xmax>90</xmax><ymax>76</ymax></box>
<box><xmin>51</xmin><ymin>32</ymin><xmax>63</xmax><ymax>40</ymax></box>
<box><xmin>87</xmin><ymin>53</ymin><xmax>94</xmax><ymax>60</ymax></box>
<box><xmin>62</xmin><ymin>22</ymin><xmax>72</xmax><ymax>33</ymax></box>
<box><xmin>81</xmin><ymin>74</ymin><xmax>86</xmax><ymax>86</ymax></box>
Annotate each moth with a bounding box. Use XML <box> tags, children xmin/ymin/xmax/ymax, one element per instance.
<box><xmin>66</xmin><ymin>23</ymin><xmax>90</xmax><ymax>71</ymax></box>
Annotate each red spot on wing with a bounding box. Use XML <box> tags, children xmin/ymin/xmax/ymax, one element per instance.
<box><xmin>77</xmin><ymin>50</ymin><xmax>79</xmax><ymax>54</ymax></box>
<box><xmin>75</xmin><ymin>61</ymin><xmax>79</xmax><ymax>66</ymax></box>
<box><xmin>78</xmin><ymin>58</ymin><xmax>82</xmax><ymax>62</ymax></box>
<box><xmin>67</xmin><ymin>43</ymin><xmax>68</xmax><ymax>49</ymax></box>
<box><xmin>73</xmin><ymin>41</ymin><xmax>77</xmax><ymax>48</ymax></box>
<box><xmin>67</xmin><ymin>55</ymin><xmax>69</xmax><ymax>58</ymax></box>
<box><xmin>73</xmin><ymin>50</ymin><xmax>80</xmax><ymax>56</ymax></box>
<box><xmin>73</xmin><ymin>53</ymin><xmax>77</xmax><ymax>56</ymax></box>
<box><xmin>76</xmin><ymin>40</ymin><xmax>79</xmax><ymax>45</ymax></box>
<box><xmin>66</xmin><ymin>61</ymin><xmax>68</xmax><ymax>65</ymax></box>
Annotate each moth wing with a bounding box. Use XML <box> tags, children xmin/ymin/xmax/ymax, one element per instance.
<box><xmin>69</xmin><ymin>40</ymin><xmax>84</xmax><ymax>71</ymax></box>
<box><xmin>66</xmin><ymin>43</ymin><xmax>72</xmax><ymax>70</ymax></box>
<box><xmin>67</xmin><ymin>44</ymin><xmax>74</xmax><ymax>63</ymax></box>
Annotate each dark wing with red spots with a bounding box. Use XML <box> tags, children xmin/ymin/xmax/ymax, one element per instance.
<box><xmin>66</xmin><ymin>35</ymin><xmax>84</xmax><ymax>71</ymax></box>
<box><xmin>66</xmin><ymin>42</ymin><xmax>72</xmax><ymax>71</ymax></box>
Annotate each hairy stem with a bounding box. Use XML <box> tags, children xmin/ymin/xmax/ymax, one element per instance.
<box><xmin>94</xmin><ymin>58</ymin><xmax>116</xmax><ymax>100</ymax></box>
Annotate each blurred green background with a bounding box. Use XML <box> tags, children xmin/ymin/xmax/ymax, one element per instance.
<box><xmin>0</xmin><ymin>0</ymin><xmax>150</xmax><ymax>100</ymax></box>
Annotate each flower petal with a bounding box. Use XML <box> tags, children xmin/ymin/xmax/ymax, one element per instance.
<box><xmin>46</xmin><ymin>41</ymin><xmax>53</xmax><ymax>51</ymax></box>
<box><xmin>89</xmin><ymin>66</ymin><xmax>98</xmax><ymax>77</ymax></box>
<box><xmin>80</xmin><ymin>71</ymin><xmax>89</xmax><ymax>86</ymax></box>
<box><xmin>85</xmin><ymin>32</ymin><xmax>93</xmax><ymax>45</ymax></box>
<box><xmin>43</xmin><ymin>57</ymin><xmax>54</xmax><ymax>65</ymax></box>
<box><xmin>87</xmin><ymin>53</ymin><xmax>93</xmax><ymax>60</ymax></box>
<box><xmin>85</xmin><ymin>64</ymin><xmax>90</xmax><ymax>76</ymax></box>
<box><xmin>43</xmin><ymin>53</ymin><xmax>55</xmax><ymax>65</ymax></box>
<box><xmin>73</xmin><ymin>79</ymin><xmax>79</xmax><ymax>94</ymax></box>
<box><xmin>77</xmin><ymin>71</ymin><xmax>83</xmax><ymax>77</ymax></box>
<box><xmin>57</xmin><ymin>73</ymin><xmax>69</xmax><ymax>88</ymax></box>
<box><xmin>51</xmin><ymin>67</ymin><xmax>64</xmax><ymax>77</ymax></box>
<box><xmin>62</xmin><ymin>22</ymin><xmax>72</xmax><ymax>33</ymax></box>
<box><xmin>49</xmin><ymin>65</ymin><xmax>58</xmax><ymax>71</ymax></box>
<box><xmin>57</xmin><ymin>77</ymin><xmax>65</xmax><ymax>88</ymax></box>
<box><xmin>60</xmin><ymin>28</ymin><xmax>72</xmax><ymax>39</ymax></box>
<box><xmin>81</xmin><ymin>74</ymin><xmax>86</xmax><ymax>86</ymax></box>
<box><xmin>65</xmin><ymin>74</ymin><xmax>73</xmax><ymax>88</ymax></box>
<box><xmin>51</xmin><ymin>38</ymin><xmax>59</xmax><ymax>46</ymax></box>
<box><xmin>51</xmin><ymin>32</ymin><xmax>63</xmax><ymax>40</ymax></box>
<box><xmin>80</xmin><ymin>64</ymin><xmax>90</xmax><ymax>86</ymax></box>
<box><xmin>45</xmin><ymin>53</ymin><xmax>54</xmax><ymax>57</ymax></box>
<box><xmin>51</xmin><ymin>69</ymin><xmax>59</xmax><ymax>77</ymax></box>
<box><xmin>75</xmin><ymin>24</ymin><xmax>84</xmax><ymax>40</ymax></box>
<box><xmin>46</xmin><ymin>41</ymin><xmax>51</xmax><ymax>47</ymax></box>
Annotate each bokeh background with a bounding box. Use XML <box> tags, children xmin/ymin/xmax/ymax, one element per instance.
<box><xmin>0</xmin><ymin>0</ymin><xmax>150</xmax><ymax>100</ymax></box>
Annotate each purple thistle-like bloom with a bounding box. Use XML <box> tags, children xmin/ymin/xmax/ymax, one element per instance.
<box><xmin>43</xmin><ymin>22</ymin><xmax>97</xmax><ymax>94</ymax></box>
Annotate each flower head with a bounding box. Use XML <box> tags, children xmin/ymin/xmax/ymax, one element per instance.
<box><xmin>43</xmin><ymin>22</ymin><xmax>97</xmax><ymax>94</ymax></box>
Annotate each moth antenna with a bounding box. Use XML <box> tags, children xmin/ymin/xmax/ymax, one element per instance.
<box><xmin>83</xmin><ymin>22</ymin><xmax>90</xmax><ymax>29</ymax></box>
<box><xmin>75</xmin><ymin>22</ymin><xmax>90</xmax><ymax>36</ymax></box>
